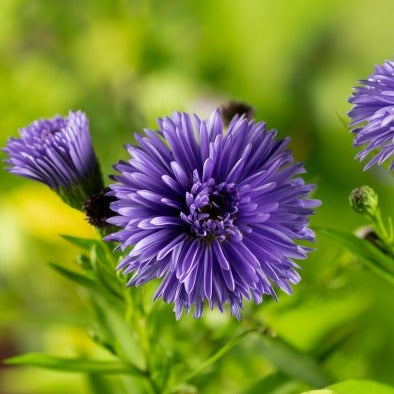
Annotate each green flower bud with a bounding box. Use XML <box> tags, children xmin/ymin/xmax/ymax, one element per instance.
<box><xmin>349</xmin><ymin>186</ymin><xmax>378</xmax><ymax>217</ymax></box>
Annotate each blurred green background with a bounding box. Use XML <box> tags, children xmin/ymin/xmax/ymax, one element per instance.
<box><xmin>0</xmin><ymin>0</ymin><xmax>393</xmax><ymax>393</ymax></box>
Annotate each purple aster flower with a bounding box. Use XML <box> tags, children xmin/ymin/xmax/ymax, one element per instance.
<box><xmin>4</xmin><ymin>111</ymin><xmax>103</xmax><ymax>209</ymax></box>
<box><xmin>107</xmin><ymin>109</ymin><xmax>320</xmax><ymax>319</ymax></box>
<box><xmin>348</xmin><ymin>59</ymin><xmax>394</xmax><ymax>171</ymax></box>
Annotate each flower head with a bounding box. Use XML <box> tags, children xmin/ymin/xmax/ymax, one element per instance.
<box><xmin>348</xmin><ymin>59</ymin><xmax>394</xmax><ymax>171</ymax></box>
<box><xmin>107</xmin><ymin>110</ymin><xmax>320</xmax><ymax>319</ymax></box>
<box><xmin>4</xmin><ymin>111</ymin><xmax>103</xmax><ymax>209</ymax></box>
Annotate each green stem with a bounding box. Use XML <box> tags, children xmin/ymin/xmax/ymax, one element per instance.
<box><xmin>174</xmin><ymin>328</ymin><xmax>257</xmax><ymax>389</ymax></box>
<box><xmin>371</xmin><ymin>209</ymin><xmax>394</xmax><ymax>256</ymax></box>
<box><xmin>125</xmin><ymin>286</ymin><xmax>160</xmax><ymax>393</ymax></box>
<box><xmin>147</xmin><ymin>372</ymin><xmax>161</xmax><ymax>394</ymax></box>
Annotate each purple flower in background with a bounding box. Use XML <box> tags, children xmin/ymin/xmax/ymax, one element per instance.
<box><xmin>4</xmin><ymin>111</ymin><xmax>103</xmax><ymax>209</ymax></box>
<box><xmin>348</xmin><ymin>59</ymin><xmax>394</xmax><ymax>171</ymax></box>
<box><xmin>107</xmin><ymin>110</ymin><xmax>320</xmax><ymax>319</ymax></box>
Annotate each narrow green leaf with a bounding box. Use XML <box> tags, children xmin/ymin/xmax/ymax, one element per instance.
<box><xmin>49</xmin><ymin>262</ymin><xmax>101</xmax><ymax>292</ymax></box>
<box><xmin>60</xmin><ymin>234</ymin><xmax>98</xmax><ymax>251</ymax></box>
<box><xmin>49</xmin><ymin>262</ymin><xmax>124</xmax><ymax>308</ymax></box>
<box><xmin>94</xmin><ymin>296</ymin><xmax>146</xmax><ymax>370</ymax></box>
<box><xmin>242</xmin><ymin>371</ymin><xmax>296</xmax><ymax>394</ymax></box>
<box><xmin>4</xmin><ymin>353</ymin><xmax>146</xmax><ymax>377</ymax></box>
<box><xmin>314</xmin><ymin>323</ymin><xmax>355</xmax><ymax>362</ymax></box>
<box><xmin>91</xmin><ymin>241</ymin><xmax>112</xmax><ymax>266</ymax></box>
<box><xmin>256</xmin><ymin>334</ymin><xmax>332</xmax><ymax>388</ymax></box>
<box><xmin>90</xmin><ymin>244</ymin><xmax>123</xmax><ymax>299</ymax></box>
<box><xmin>336</xmin><ymin>110</ymin><xmax>349</xmax><ymax>130</ymax></box>
<box><xmin>181</xmin><ymin>329</ymin><xmax>255</xmax><ymax>384</ymax></box>
<box><xmin>176</xmin><ymin>329</ymin><xmax>331</xmax><ymax>389</ymax></box>
<box><xmin>316</xmin><ymin>226</ymin><xmax>393</xmax><ymax>266</ymax></box>
<box><xmin>87</xmin><ymin>374</ymin><xmax>123</xmax><ymax>394</ymax></box>
<box><xmin>315</xmin><ymin>227</ymin><xmax>394</xmax><ymax>285</ymax></box>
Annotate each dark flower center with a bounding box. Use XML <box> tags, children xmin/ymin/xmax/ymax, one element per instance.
<box><xmin>180</xmin><ymin>174</ymin><xmax>242</xmax><ymax>243</ymax></box>
<box><xmin>199</xmin><ymin>192</ymin><xmax>233</xmax><ymax>219</ymax></box>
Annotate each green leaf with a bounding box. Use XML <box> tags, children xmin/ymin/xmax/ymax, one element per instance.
<box><xmin>242</xmin><ymin>371</ymin><xmax>300</xmax><ymax>394</ymax></box>
<box><xmin>314</xmin><ymin>322</ymin><xmax>355</xmax><ymax>362</ymax></box>
<box><xmin>60</xmin><ymin>234</ymin><xmax>99</xmax><ymax>251</ymax></box>
<box><xmin>90</xmin><ymin>241</ymin><xmax>111</xmax><ymax>265</ymax></box>
<box><xmin>256</xmin><ymin>333</ymin><xmax>332</xmax><ymax>388</ymax></box>
<box><xmin>4</xmin><ymin>353</ymin><xmax>146</xmax><ymax>377</ymax></box>
<box><xmin>181</xmin><ymin>329</ymin><xmax>255</xmax><ymax>384</ymax></box>
<box><xmin>336</xmin><ymin>111</ymin><xmax>349</xmax><ymax>130</ymax></box>
<box><xmin>87</xmin><ymin>374</ymin><xmax>123</xmax><ymax>394</ymax></box>
<box><xmin>176</xmin><ymin>329</ymin><xmax>331</xmax><ymax>389</ymax></box>
<box><xmin>315</xmin><ymin>227</ymin><xmax>394</xmax><ymax>285</ymax></box>
<box><xmin>49</xmin><ymin>262</ymin><xmax>123</xmax><ymax>308</ymax></box>
<box><xmin>328</xmin><ymin>380</ymin><xmax>394</xmax><ymax>394</ymax></box>
<box><xmin>49</xmin><ymin>262</ymin><xmax>101</xmax><ymax>292</ymax></box>
<box><xmin>302</xmin><ymin>379</ymin><xmax>394</xmax><ymax>394</ymax></box>
<box><xmin>90</xmin><ymin>243</ymin><xmax>123</xmax><ymax>299</ymax></box>
<box><xmin>65</xmin><ymin>236</ymin><xmax>123</xmax><ymax>299</ymax></box>
<box><xmin>94</xmin><ymin>296</ymin><xmax>146</xmax><ymax>370</ymax></box>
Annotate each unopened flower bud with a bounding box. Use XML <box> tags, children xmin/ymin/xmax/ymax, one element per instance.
<box><xmin>220</xmin><ymin>100</ymin><xmax>255</xmax><ymax>126</ymax></box>
<box><xmin>349</xmin><ymin>186</ymin><xmax>378</xmax><ymax>217</ymax></box>
<box><xmin>83</xmin><ymin>187</ymin><xmax>117</xmax><ymax>229</ymax></box>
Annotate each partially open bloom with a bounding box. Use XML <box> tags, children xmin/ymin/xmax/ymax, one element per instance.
<box><xmin>4</xmin><ymin>111</ymin><xmax>103</xmax><ymax>209</ymax></box>
<box><xmin>107</xmin><ymin>110</ymin><xmax>320</xmax><ymax>319</ymax></box>
<box><xmin>348</xmin><ymin>59</ymin><xmax>394</xmax><ymax>171</ymax></box>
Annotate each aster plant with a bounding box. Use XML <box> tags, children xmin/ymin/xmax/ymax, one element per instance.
<box><xmin>3</xmin><ymin>106</ymin><xmax>337</xmax><ymax>394</ymax></box>
<box><xmin>318</xmin><ymin>59</ymin><xmax>394</xmax><ymax>286</ymax></box>
<box><xmin>344</xmin><ymin>60</ymin><xmax>394</xmax><ymax>276</ymax></box>
<box><xmin>106</xmin><ymin>109</ymin><xmax>320</xmax><ymax>319</ymax></box>
<box><xmin>4</xmin><ymin>111</ymin><xmax>103</xmax><ymax>209</ymax></box>
<box><xmin>348</xmin><ymin>59</ymin><xmax>394</xmax><ymax>171</ymax></box>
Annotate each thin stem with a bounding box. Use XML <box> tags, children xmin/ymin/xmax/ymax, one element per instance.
<box><xmin>146</xmin><ymin>372</ymin><xmax>162</xmax><ymax>394</ymax></box>
<box><xmin>371</xmin><ymin>208</ymin><xmax>394</xmax><ymax>256</ymax></box>
<box><xmin>174</xmin><ymin>328</ymin><xmax>257</xmax><ymax>389</ymax></box>
<box><xmin>373</xmin><ymin>209</ymin><xmax>389</xmax><ymax>239</ymax></box>
<box><xmin>389</xmin><ymin>217</ymin><xmax>394</xmax><ymax>244</ymax></box>
<box><xmin>128</xmin><ymin>287</ymin><xmax>161</xmax><ymax>393</ymax></box>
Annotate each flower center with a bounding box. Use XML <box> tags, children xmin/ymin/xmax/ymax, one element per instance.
<box><xmin>181</xmin><ymin>173</ymin><xmax>242</xmax><ymax>243</ymax></box>
<box><xmin>199</xmin><ymin>192</ymin><xmax>233</xmax><ymax>219</ymax></box>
